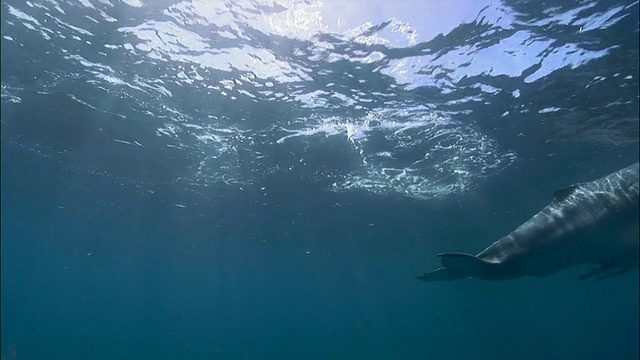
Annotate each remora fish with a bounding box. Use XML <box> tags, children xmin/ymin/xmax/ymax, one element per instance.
<box><xmin>417</xmin><ymin>162</ymin><xmax>639</xmax><ymax>282</ymax></box>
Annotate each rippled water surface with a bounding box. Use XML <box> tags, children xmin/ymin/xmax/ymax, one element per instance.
<box><xmin>3</xmin><ymin>0</ymin><xmax>637</xmax><ymax>198</ymax></box>
<box><xmin>1</xmin><ymin>0</ymin><xmax>638</xmax><ymax>359</ymax></box>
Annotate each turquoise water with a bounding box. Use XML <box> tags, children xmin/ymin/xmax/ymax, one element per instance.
<box><xmin>1</xmin><ymin>0</ymin><xmax>638</xmax><ymax>359</ymax></box>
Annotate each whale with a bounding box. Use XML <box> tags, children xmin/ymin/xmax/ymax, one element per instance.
<box><xmin>417</xmin><ymin>162</ymin><xmax>639</xmax><ymax>282</ymax></box>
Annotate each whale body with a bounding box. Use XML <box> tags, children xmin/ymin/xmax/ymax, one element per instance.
<box><xmin>417</xmin><ymin>162</ymin><xmax>639</xmax><ymax>282</ymax></box>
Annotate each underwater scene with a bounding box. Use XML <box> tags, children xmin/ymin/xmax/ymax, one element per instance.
<box><xmin>1</xmin><ymin>0</ymin><xmax>639</xmax><ymax>359</ymax></box>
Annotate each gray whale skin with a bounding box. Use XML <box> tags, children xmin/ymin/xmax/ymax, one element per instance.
<box><xmin>417</xmin><ymin>162</ymin><xmax>639</xmax><ymax>282</ymax></box>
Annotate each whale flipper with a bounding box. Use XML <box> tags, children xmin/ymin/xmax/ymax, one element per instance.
<box><xmin>439</xmin><ymin>252</ymin><xmax>501</xmax><ymax>277</ymax></box>
<box><xmin>416</xmin><ymin>253</ymin><xmax>502</xmax><ymax>282</ymax></box>
<box><xmin>415</xmin><ymin>267</ymin><xmax>464</xmax><ymax>282</ymax></box>
<box><xmin>578</xmin><ymin>256</ymin><xmax>636</xmax><ymax>281</ymax></box>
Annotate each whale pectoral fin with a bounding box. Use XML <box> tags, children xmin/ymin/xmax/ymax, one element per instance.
<box><xmin>578</xmin><ymin>260</ymin><xmax>634</xmax><ymax>281</ymax></box>
<box><xmin>438</xmin><ymin>253</ymin><xmax>498</xmax><ymax>278</ymax></box>
<box><xmin>415</xmin><ymin>267</ymin><xmax>466</xmax><ymax>282</ymax></box>
<box><xmin>416</xmin><ymin>253</ymin><xmax>502</xmax><ymax>281</ymax></box>
<box><xmin>596</xmin><ymin>266</ymin><xmax>632</xmax><ymax>281</ymax></box>
<box><xmin>578</xmin><ymin>264</ymin><xmax>608</xmax><ymax>281</ymax></box>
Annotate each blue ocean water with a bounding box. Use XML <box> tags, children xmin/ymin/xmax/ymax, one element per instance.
<box><xmin>1</xmin><ymin>0</ymin><xmax>638</xmax><ymax>359</ymax></box>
